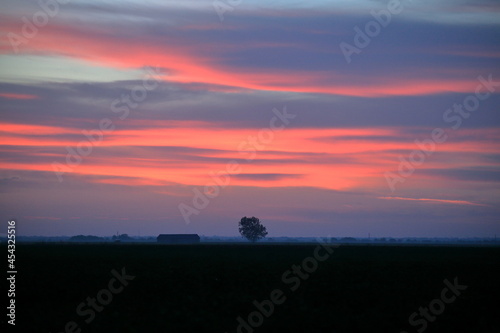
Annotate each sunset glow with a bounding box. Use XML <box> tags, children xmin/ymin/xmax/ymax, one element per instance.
<box><xmin>1</xmin><ymin>0</ymin><xmax>499</xmax><ymax>237</ymax></box>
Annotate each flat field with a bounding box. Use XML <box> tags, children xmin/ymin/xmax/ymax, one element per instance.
<box><xmin>11</xmin><ymin>243</ymin><xmax>500</xmax><ymax>332</ymax></box>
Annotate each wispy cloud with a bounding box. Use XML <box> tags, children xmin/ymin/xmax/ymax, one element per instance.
<box><xmin>0</xmin><ymin>92</ymin><xmax>38</xmax><ymax>99</ymax></box>
<box><xmin>378</xmin><ymin>196</ymin><xmax>488</xmax><ymax>207</ymax></box>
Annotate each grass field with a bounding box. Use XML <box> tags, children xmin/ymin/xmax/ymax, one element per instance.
<box><xmin>11</xmin><ymin>243</ymin><xmax>500</xmax><ymax>332</ymax></box>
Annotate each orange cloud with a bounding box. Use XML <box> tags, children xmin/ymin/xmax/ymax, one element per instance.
<box><xmin>378</xmin><ymin>196</ymin><xmax>488</xmax><ymax>206</ymax></box>
<box><xmin>1</xmin><ymin>118</ymin><xmax>499</xmax><ymax>192</ymax></box>
<box><xmin>0</xmin><ymin>93</ymin><xmax>38</xmax><ymax>100</ymax></box>
<box><xmin>1</xmin><ymin>123</ymin><xmax>76</xmax><ymax>136</ymax></box>
<box><xmin>0</xmin><ymin>19</ymin><xmax>487</xmax><ymax>97</ymax></box>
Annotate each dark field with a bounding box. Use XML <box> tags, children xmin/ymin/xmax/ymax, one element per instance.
<box><xmin>9</xmin><ymin>243</ymin><xmax>500</xmax><ymax>332</ymax></box>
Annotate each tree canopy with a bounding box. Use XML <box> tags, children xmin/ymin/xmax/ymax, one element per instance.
<box><xmin>238</xmin><ymin>216</ymin><xmax>268</xmax><ymax>242</ymax></box>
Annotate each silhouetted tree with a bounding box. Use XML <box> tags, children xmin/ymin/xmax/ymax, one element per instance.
<box><xmin>238</xmin><ymin>216</ymin><xmax>268</xmax><ymax>242</ymax></box>
<box><xmin>112</xmin><ymin>234</ymin><xmax>133</xmax><ymax>241</ymax></box>
<box><xmin>69</xmin><ymin>235</ymin><xmax>103</xmax><ymax>242</ymax></box>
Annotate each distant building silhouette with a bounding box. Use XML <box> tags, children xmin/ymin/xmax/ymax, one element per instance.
<box><xmin>157</xmin><ymin>234</ymin><xmax>200</xmax><ymax>244</ymax></box>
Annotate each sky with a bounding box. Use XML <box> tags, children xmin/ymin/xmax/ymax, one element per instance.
<box><xmin>0</xmin><ymin>0</ymin><xmax>499</xmax><ymax>238</ymax></box>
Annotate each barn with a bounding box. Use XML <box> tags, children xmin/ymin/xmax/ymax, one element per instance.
<box><xmin>157</xmin><ymin>234</ymin><xmax>200</xmax><ymax>244</ymax></box>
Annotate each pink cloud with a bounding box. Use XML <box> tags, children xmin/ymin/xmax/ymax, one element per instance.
<box><xmin>378</xmin><ymin>196</ymin><xmax>488</xmax><ymax>207</ymax></box>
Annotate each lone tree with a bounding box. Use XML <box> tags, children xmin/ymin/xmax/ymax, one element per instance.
<box><xmin>238</xmin><ymin>216</ymin><xmax>268</xmax><ymax>242</ymax></box>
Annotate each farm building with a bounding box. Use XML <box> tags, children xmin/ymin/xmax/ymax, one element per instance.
<box><xmin>157</xmin><ymin>234</ymin><xmax>200</xmax><ymax>244</ymax></box>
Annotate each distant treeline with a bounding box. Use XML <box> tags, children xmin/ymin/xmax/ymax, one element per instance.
<box><xmin>2</xmin><ymin>235</ymin><xmax>498</xmax><ymax>245</ymax></box>
<box><xmin>69</xmin><ymin>234</ymin><xmax>138</xmax><ymax>242</ymax></box>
